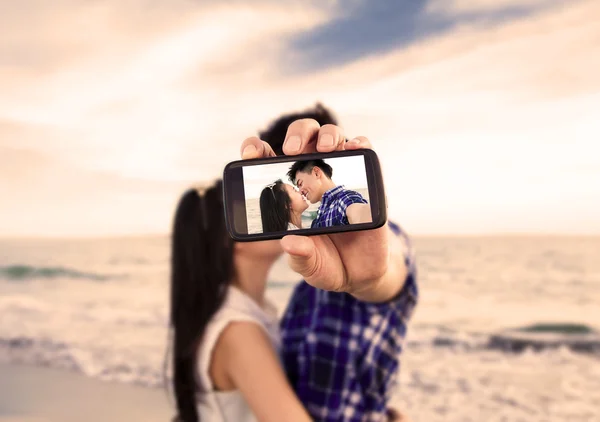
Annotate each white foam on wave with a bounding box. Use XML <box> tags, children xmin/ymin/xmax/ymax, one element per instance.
<box><xmin>0</xmin><ymin>334</ymin><xmax>167</xmax><ymax>387</ymax></box>
<box><xmin>0</xmin><ymin>295</ymin><xmax>51</xmax><ymax>314</ymax></box>
<box><xmin>2</xmin><ymin>287</ymin><xmax>597</xmax><ymax>392</ymax></box>
<box><xmin>0</xmin><ymin>292</ymin><xmax>170</xmax><ymax>388</ymax></box>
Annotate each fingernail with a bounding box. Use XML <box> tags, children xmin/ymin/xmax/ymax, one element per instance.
<box><xmin>320</xmin><ymin>134</ymin><xmax>334</xmax><ymax>147</ymax></box>
<box><xmin>243</xmin><ymin>144</ymin><xmax>257</xmax><ymax>156</ymax></box>
<box><xmin>348</xmin><ymin>138</ymin><xmax>360</xmax><ymax>144</ymax></box>
<box><xmin>286</xmin><ymin>136</ymin><xmax>301</xmax><ymax>152</ymax></box>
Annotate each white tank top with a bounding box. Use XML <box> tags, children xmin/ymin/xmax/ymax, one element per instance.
<box><xmin>195</xmin><ymin>285</ymin><xmax>281</xmax><ymax>422</ymax></box>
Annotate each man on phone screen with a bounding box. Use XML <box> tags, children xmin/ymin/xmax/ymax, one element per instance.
<box><xmin>287</xmin><ymin>159</ymin><xmax>372</xmax><ymax>227</ymax></box>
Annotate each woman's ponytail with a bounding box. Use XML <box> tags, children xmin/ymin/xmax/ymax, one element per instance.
<box><xmin>167</xmin><ymin>181</ymin><xmax>234</xmax><ymax>422</ymax></box>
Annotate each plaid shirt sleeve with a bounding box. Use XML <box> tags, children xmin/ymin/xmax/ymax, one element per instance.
<box><xmin>341</xmin><ymin>191</ymin><xmax>368</xmax><ymax>207</ymax></box>
<box><xmin>280</xmin><ymin>221</ymin><xmax>418</xmax><ymax>422</ymax></box>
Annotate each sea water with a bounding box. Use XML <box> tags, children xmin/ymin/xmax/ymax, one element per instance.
<box><xmin>1</xmin><ymin>235</ymin><xmax>599</xmax><ymax>420</ymax></box>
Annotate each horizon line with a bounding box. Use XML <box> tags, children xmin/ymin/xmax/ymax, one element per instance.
<box><xmin>1</xmin><ymin>232</ymin><xmax>600</xmax><ymax>241</ymax></box>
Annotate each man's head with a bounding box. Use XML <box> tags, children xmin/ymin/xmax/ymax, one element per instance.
<box><xmin>259</xmin><ymin>103</ymin><xmax>338</xmax><ymax>155</ymax></box>
<box><xmin>287</xmin><ymin>159</ymin><xmax>333</xmax><ymax>204</ymax></box>
<box><xmin>246</xmin><ymin>102</ymin><xmax>338</xmax><ymax>254</ymax></box>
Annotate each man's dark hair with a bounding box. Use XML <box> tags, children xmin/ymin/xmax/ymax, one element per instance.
<box><xmin>259</xmin><ymin>103</ymin><xmax>338</xmax><ymax>155</ymax></box>
<box><xmin>287</xmin><ymin>159</ymin><xmax>333</xmax><ymax>184</ymax></box>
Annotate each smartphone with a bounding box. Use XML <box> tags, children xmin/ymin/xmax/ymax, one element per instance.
<box><xmin>222</xmin><ymin>148</ymin><xmax>387</xmax><ymax>241</ymax></box>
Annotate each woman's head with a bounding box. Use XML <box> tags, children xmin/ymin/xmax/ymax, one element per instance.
<box><xmin>259</xmin><ymin>179</ymin><xmax>308</xmax><ymax>232</ymax></box>
<box><xmin>285</xmin><ymin>183</ymin><xmax>310</xmax><ymax>215</ymax></box>
<box><xmin>168</xmin><ymin>181</ymin><xmax>234</xmax><ymax>422</ymax></box>
<box><xmin>167</xmin><ymin>179</ymin><xmax>283</xmax><ymax>422</ymax></box>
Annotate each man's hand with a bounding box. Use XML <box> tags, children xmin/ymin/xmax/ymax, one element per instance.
<box><xmin>240</xmin><ymin>119</ymin><xmax>407</xmax><ymax>303</ymax></box>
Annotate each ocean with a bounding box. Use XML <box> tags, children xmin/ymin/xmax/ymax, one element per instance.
<box><xmin>1</xmin><ymin>235</ymin><xmax>599</xmax><ymax>421</ymax></box>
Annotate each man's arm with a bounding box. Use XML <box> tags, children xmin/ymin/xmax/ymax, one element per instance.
<box><xmin>241</xmin><ymin>121</ymin><xmax>415</xmax><ymax>303</ymax></box>
<box><xmin>348</xmin><ymin>222</ymin><xmax>411</xmax><ymax>303</ymax></box>
<box><xmin>280</xmin><ymin>270</ymin><xmax>416</xmax><ymax>421</ymax></box>
<box><xmin>346</xmin><ymin>203</ymin><xmax>372</xmax><ymax>224</ymax></box>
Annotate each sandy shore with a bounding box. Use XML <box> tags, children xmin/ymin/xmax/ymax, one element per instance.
<box><xmin>393</xmin><ymin>345</ymin><xmax>600</xmax><ymax>422</ymax></box>
<box><xmin>2</xmin><ymin>346</ymin><xmax>600</xmax><ymax>422</ymax></box>
<box><xmin>0</xmin><ymin>363</ymin><xmax>173</xmax><ymax>422</ymax></box>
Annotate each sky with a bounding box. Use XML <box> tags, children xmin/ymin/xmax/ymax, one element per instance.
<box><xmin>242</xmin><ymin>156</ymin><xmax>368</xmax><ymax>199</ymax></box>
<box><xmin>0</xmin><ymin>0</ymin><xmax>599</xmax><ymax>237</ymax></box>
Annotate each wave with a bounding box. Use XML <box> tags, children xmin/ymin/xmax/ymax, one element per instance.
<box><xmin>2</xmin><ymin>323</ymin><xmax>599</xmax><ymax>390</ymax></box>
<box><xmin>487</xmin><ymin>323</ymin><xmax>600</xmax><ymax>354</ymax></box>
<box><xmin>0</xmin><ymin>294</ymin><xmax>167</xmax><ymax>328</ymax></box>
<box><xmin>0</xmin><ymin>265</ymin><xmax>117</xmax><ymax>281</ymax></box>
<box><xmin>408</xmin><ymin>323</ymin><xmax>600</xmax><ymax>355</ymax></box>
<box><xmin>0</xmin><ymin>335</ymin><xmax>165</xmax><ymax>388</ymax></box>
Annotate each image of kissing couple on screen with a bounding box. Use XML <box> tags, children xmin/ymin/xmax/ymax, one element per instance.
<box><xmin>259</xmin><ymin>157</ymin><xmax>373</xmax><ymax>233</ymax></box>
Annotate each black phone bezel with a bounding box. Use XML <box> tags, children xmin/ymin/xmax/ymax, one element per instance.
<box><xmin>222</xmin><ymin>149</ymin><xmax>387</xmax><ymax>242</ymax></box>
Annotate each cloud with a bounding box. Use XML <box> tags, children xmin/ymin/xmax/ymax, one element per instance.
<box><xmin>283</xmin><ymin>0</ymin><xmax>562</xmax><ymax>73</ymax></box>
<box><xmin>0</xmin><ymin>0</ymin><xmax>598</xmax><ymax>235</ymax></box>
<box><xmin>0</xmin><ymin>146</ymin><xmax>187</xmax><ymax>237</ymax></box>
<box><xmin>283</xmin><ymin>0</ymin><xmax>600</xmax><ymax>143</ymax></box>
<box><xmin>426</xmin><ymin>0</ymin><xmax>556</xmax><ymax>15</ymax></box>
<box><xmin>0</xmin><ymin>2</ymin><xmax>331</xmax><ymax>181</ymax></box>
<box><xmin>0</xmin><ymin>2</ymin><xmax>328</xmax><ymax>122</ymax></box>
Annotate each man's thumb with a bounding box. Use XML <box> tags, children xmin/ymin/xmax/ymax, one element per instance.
<box><xmin>280</xmin><ymin>235</ymin><xmax>318</xmax><ymax>277</ymax></box>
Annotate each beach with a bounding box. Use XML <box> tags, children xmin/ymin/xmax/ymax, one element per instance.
<box><xmin>0</xmin><ymin>363</ymin><xmax>173</xmax><ymax>422</ymax></box>
<box><xmin>2</xmin><ymin>344</ymin><xmax>599</xmax><ymax>421</ymax></box>
<box><xmin>1</xmin><ymin>235</ymin><xmax>599</xmax><ymax>421</ymax></box>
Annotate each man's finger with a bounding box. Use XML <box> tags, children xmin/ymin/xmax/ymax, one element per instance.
<box><xmin>317</xmin><ymin>124</ymin><xmax>345</xmax><ymax>152</ymax></box>
<box><xmin>280</xmin><ymin>235</ymin><xmax>319</xmax><ymax>277</ymax></box>
<box><xmin>282</xmin><ymin>119</ymin><xmax>321</xmax><ymax>155</ymax></box>
<box><xmin>344</xmin><ymin>136</ymin><xmax>372</xmax><ymax>150</ymax></box>
<box><xmin>240</xmin><ymin>136</ymin><xmax>276</xmax><ymax>159</ymax></box>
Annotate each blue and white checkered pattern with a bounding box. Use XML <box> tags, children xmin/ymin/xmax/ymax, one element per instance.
<box><xmin>311</xmin><ymin>186</ymin><xmax>368</xmax><ymax>228</ymax></box>
<box><xmin>280</xmin><ymin>221</ymin><xmax>419</xmax><ymax>422</ymax></box>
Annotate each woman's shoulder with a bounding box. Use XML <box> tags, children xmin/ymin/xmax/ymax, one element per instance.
<box><xmin>202</xmin><ymin>286</ymin><xmax>280</xmax><ymax>348</ymax></box>
<box><xmin>201</xmin><ymin>289</ymin><xmax>274</xmax><ymax>354</ymax></box>
<box><xmin>196</xmin><ymin>286</ymin><xmax>280</xmax><ymax>392</ymax></box>
<box><xmin>216</xmin><ymin>286</ymin><xmax>277</xmax><ymax>323</ymax></box>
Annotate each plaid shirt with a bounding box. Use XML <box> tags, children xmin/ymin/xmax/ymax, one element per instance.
<box><xmin>279</xmin><ymin>221</ymin><xmax>418</xmax><ymax>422</ymax></box>
<box><xmin>311</xmin><ymin>186</ymin><xmax>368</xmax><ymax>228</ymax></box>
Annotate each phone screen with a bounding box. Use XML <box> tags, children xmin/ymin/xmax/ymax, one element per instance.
<box><xmin>223</xmin><ymin>149</ymin><xmax>386</xmax><ymax>241</ymax></box>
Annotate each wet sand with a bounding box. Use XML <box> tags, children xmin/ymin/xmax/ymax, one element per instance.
<box><xmin>0</xmin><ymin>363</ymin><xmax>173</xmax><ymax>422</ymax></box>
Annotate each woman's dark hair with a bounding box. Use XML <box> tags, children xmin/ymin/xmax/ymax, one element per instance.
<box><xmin>167</xmin><ymin>180</ymin><xmax>235</xmax><ymax>422</ymax></box>
<box><xmin>259</xmin><ymin>179</ymin><xmax>293</xmax><ymax>232</ymax></box>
